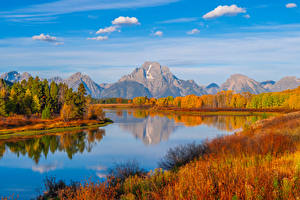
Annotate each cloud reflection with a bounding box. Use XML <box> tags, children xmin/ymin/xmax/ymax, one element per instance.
<box><xmin>32</xmin><ymin>162</ymin><xmax>60</xmax><ymax>174</ymax></box>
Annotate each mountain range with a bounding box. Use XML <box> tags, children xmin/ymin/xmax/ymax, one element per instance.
<box><xmin>1</xmin><ymin>62</ymin><xmax>300</xmax><ymax>98</ymax></box>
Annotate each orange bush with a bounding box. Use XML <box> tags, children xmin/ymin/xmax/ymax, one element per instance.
<box><xmin>85</xmin><ymin>105</ymin><xmax>105</xmax><ymax>121</ymax></box>
<box><xmin>59</xmin><ymin>179</ymin><xmax>119</xmax><ymax>200</ymax></box>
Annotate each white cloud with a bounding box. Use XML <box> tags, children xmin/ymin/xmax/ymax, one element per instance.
<box><xmin>187</xmin><ymin>28</ymin><xmax>200</xmax><ymax>35</ymax></box>
<box><xmin>154</xmin><ymin>31</ymin><xmax>163</xmax><ymax>37</ymax></box>
<box><xmin>32</xmin><ymin>33</ymin><xmax>57</xmax><ymax>42</ymax></box>
<box><xmin>203</xmin><ymin>5</ymin><xmax>246</xmax><ymax>19</ymax></box>
<box><xmin>244</xmin><ymin>14</ymin><xmax>251</xmax><ymax>19</ymax></box>
<box><xmin>87</xmin><ymin>36</ymin><xmax>108</xmax><ymax>41</ymax></box>
<box><xmin>286</xmin><ymin>3</ymin><xmax>297</xmax><ymax>8</ymax></box>
<box><xmin>158</xmin><ymin>17</ymin><xmax>198</xmax><ymax>24</ymax></box>
<box><xmin>96</xmin><ymin>26</ymin><xmax>119</xmax><ymax>34</ymax></box>
<box><xmin>112</xmin><ymin>16</ymin><xmax>140</xmax><ymax>25</ymax></box>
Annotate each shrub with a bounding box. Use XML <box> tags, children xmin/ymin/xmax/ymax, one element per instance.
<box><xmin>159</xmin><ymin>142</ymin><xmax>209</xmax><ymax>170</ymax></box>
<box><xmin>107</xmin><ymin>160</ymin><xmax>146</xmax><ymax>185</ymax></box>
<box><xmin>37</xmin><ymin>177</ymin><xmax>78</xmax><ymax>200</ymax></box>
<box><xmin>60</xmin><ymin>104</ymin><xmax>75</xmax><ymax>122</ymax></box>
<box><xmin>85</xmin><ymin>105</ymin><xmax>105</xmax><ymax>121</ymax></box>
<box><xmin>58</xmin><ymin>179</ymin><xmax>119</xmax><ymax>200</ymax></box>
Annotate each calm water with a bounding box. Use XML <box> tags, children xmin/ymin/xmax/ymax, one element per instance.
<box><xmin>0</xmin><ymin>109</ymin><xmax>263</xmax><ymax>199</ymax></box>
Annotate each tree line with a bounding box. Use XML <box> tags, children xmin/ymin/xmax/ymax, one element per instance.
<box><xmin>132</xmin><ymin>86</ymin><xmax>300</xmax><ymax>110</ymax></box>
<box><xmin>0</xmin><ymin>77</ymin><xmax>104</xmax><ymax>121</ymax></box>
<box><xmin>92</xmin><ymin>97</ymin><xmax>131</xmax><ymax>104</ymax></box>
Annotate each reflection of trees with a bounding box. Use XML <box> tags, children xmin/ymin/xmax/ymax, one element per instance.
<box><xmin>0</xmin><ymin>128</ymin><xmax>105</xmax><ymax>164</ymax></box>
<box><xmin>119</xmin><ymin>110</ymin><xmax>263</xmax><ymax>145</ymax></box>
<box><xmin>172</xmin><ymin>115</ymin><xmax>263</xmax><ymax>132</ymax></box>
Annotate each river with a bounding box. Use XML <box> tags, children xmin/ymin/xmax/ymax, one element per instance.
<box><xmin>0</xmin><ymin>108</ymin><xmax>265</xmax><ymax>199</ymax></box>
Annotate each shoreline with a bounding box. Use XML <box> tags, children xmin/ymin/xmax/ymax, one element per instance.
<box><xmin>99</xmin><ymin>104</ymin><xmax>151</xmax><ymax>109</ymax></box>
<box><xmin>100</xmin><ymin>104</ymin><xmax>289</xmax><ymax>116</ymax></box>
<box><xmin>153</xmin><ymin>106</ymin><xmax>294</xmax><ymax>112</ymax></box>
<box><xmin>0</xmin><ymin>120</ymin><xmax>113</xmax><ymax>140</ymax></box>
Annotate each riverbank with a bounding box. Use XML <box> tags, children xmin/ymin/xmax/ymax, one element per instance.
<box><xmin>100</xmin><ymin>103</ymin><xmax>293</xmax><ymax>113</ymax></box>
<box><xmin>41</xmin><ymin>111</ymin><xmax>300</xmax><ymax>199</ymax></box>
<box><xmin>152</xmin><ymin>106</ymin><xmax>294</xmax><ymax>114</ymax></box>
<box><xmin>0</xmin><ymin>117</ymin><xmax>113</xmax><ymax>140</ymax></box>
<box><xmin>99</xmin><ymin>104</ymin><xmax>151</xmax><ymax>109</ymax></box>
<box><xmin>101</xmin><ymin>104</ymin><xmax>284</xmax><ymax>117</ymax></box>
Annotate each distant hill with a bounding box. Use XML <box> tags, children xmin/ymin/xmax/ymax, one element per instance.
<box><xmin>260</xmin><ymin>80</ymin><xmax>276</xmax><ymax>90</ymax></box>
<box><xmin>220</xmin><ymin>74</ymin><xmax>268</xmax><ymax>94</ymax></box>
<box><xmin>1</xmin><ymin>63</ymin><xmax>300</xmax><ymax>98</ymax></box>
<box><xmin>48</xmin><ymin>76</ymin><xmax>64</xmax><ymax>84</ymax></box>
<box><xmin>101</xmin><ymin>81</ymin><xmax>152</xmax><ymax>99</ymax></box>
<box><xmin>269</xmin><ymin>76</ymin><xmax>300</xmax><ymax>92</ymax></box>
<box><xmin>206</xmin><ymin>83</ymin><xmax>220</xmax><ymax>95</ymax></box>
<box><xmin>47</xmin><ymin>72</ymin><xmax>103</xmax><ymax>98</ymax></box>
<box><xmin>0</xmin><ymin>71</ymin><xmax>31</xmax><ymax>83</ymax></box>
<box><xmin>64</xmin><ymin>72</ymin><xmax>103</xmax><ymax>98</ymax></box>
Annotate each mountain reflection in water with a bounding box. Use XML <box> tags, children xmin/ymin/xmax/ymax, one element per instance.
<box><xmin>106</xmin><ymin>109</ymin><xmax>264</xmax><ymax>145</ymax></box>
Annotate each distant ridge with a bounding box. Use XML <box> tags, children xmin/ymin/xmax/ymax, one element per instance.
<box><xmin>269</xmin><ymin>76</ymin><xmax>300</xmax><ymax>92</ymax></box>
<box><xmin>206</xmin><ymin>83</ymin><xmax>220</xmax><ymax>95</ymax></box>
<box><xmin>63</xmin><ymin>72</ymin><xmax>103</xmax><ymax>98</ymax></box>
<box><xmin>220</xmin><ymin>74</ymin><xmax>267</xmax><ymax>94</ymax></box>
<box><xmin>0</xmin><ymin>71</ymin><xmax>31</xmax><ymax>83</ymax></box>
<box><xmin>260</xmin><ymin>80</ymin><xmax>276</xmax><ymax>90</ymax></box>
<box><xmin>101</xmin><ymin>81</ymin><xmax>152</xmax><ymax>99</ymax></box>
<box><xmin>1</xmin><ymin>62</ymin><xmax>300</xmax><ymax>98</ymax></box>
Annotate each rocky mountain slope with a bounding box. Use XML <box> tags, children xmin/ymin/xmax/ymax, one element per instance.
<box><xmin>100</xmin><ymin>81</ymin><xmax>151</xmax><ymax>99</ymax></box>
<box><xmin>220</xmin><ymin>74</ymin><xmax>268</xmax><ymax>94</ymax></box>
<box><xmin>206</xmin><ymin>83</ymin><xmax>220</xmax><ymax>94</ymax></box>
<box><xmin>260</xmin><ymin>80</ymin><xmax>276</xmax><ymax>90</ymax></box>
<box><xmin>269</xmin><ymin>76</ymin><xmax>300</xmax><ymax>92</ymax></box>
<box><xmin>63</xmin><ymin>72</ymin><xmax>103</xmax><ymax>98</ymax></box>
<box><xmin>119</xmin><ymin>62</ymin><xmax>207</xmax><ymax>98</ymax></box>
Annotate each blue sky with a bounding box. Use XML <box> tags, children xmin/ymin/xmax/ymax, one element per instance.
<box><xmin>0</xmin><ymin>0</ymin><xmax>300</xmax><ymax>85</ymax></box>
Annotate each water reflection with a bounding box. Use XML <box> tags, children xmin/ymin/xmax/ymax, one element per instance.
<box><xmin>0</xmin><ymin>128</ymin><xmax>105</xmax><ymax>163</ymax></box>
<box><xmin>106</xmin><ymin>109</ymin><xmax>264</xmax><ymax>145</ymax></box>
<box><xmin>0</xmin><ymin>110</ymin><xmax>265</xmax><ymax>163</ymax></box>
<box><xmin>0</xmin><ymin>109</ymin><xmax>268</xmax><ymax>199</ymax></box>
<box><xmin>120</xmin><ymin>116</ymin><xmax>177</xmax><ymax>145</ymax></box>
<box><xmin>32</xmin><ymin>162</ymin><xmax>59</xmax><ymax>173</ymax></box>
